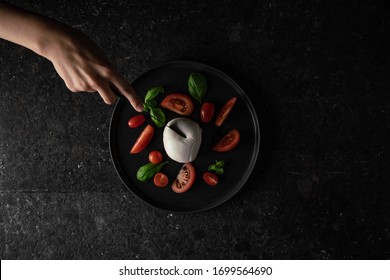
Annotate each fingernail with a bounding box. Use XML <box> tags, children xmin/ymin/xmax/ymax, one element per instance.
<box><xmin>136</xmin><ymin>103</ymin><xmax>144</xmax><ymax>112</ymax></box>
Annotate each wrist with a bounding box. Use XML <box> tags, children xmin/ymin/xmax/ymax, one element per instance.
<box><xmin>18</xmin><ymin>13</ymin><xmax>68</xmax><ymax>59</ymax></box>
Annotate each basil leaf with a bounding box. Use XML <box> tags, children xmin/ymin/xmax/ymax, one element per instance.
<box><xmin>143</xmin><ymin>103</ymin><xmax>150</xmax><ymax>113</ymax></box>
<box><xmin>136</xmin><ymin>162</ymin><xmax>167</xmax><ymax>182</ymax></box>
<box><xmin>208</xmin><ymin>160</ymin><xmax>225</xmax><ymax>175</ymax></box>
<box><xmin>208</xmin><ymin>165</ymin><xmax>224</xmax><ymax>175</ymax></box>
<box><xmin>145</xmin><ymin>86</ymin><xmax>164</xmax><ymax>102</ymax></box>
<box><xmin>150</xmin><ymin>107</ymin><xmax>165</xmax><ymax>128</ymax></box>
<box><xmin>215</xmin><ymin>168</ymin><xmax>224</xmax><ymax>175</ymax></box>
<box><xmin>188</xmin><ymin>72</ymin><xmax>207</xmax><ymax>103</ymax></box>
<box><xmin>143</xmin><ymin>87</ymin><xmax>165</xmax><ymax>127</ymax></box>
<box><xmin>214</xmin><ymin>160</ymin><xmax>225</xmax><ymax>169</ymax></box>
<box><xmin>145</xmin><ymin>99</ymin><xmax>157</xmax><ymax>107</ymax></box>
<box><xmin>143</xmin><ymin>100</ymin><xmax>157</xmax><ymax>113</ymax></box>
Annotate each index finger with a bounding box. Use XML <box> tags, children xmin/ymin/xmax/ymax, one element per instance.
<box><xmin>110</xmin><ymin>75</ymin><xmax>143</xmax><ymax>112</ymax></box>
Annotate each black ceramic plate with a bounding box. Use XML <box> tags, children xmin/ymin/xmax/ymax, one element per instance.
<box><xmin>109</xmin><ymin>61</ymin><xmax>260</xmax><ymax>212</ymax></box>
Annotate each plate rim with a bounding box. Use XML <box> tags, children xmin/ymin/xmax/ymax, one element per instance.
<box><xmin>109</xmin><ymin>60</ymin><xmax>260</xmax><ymax>212</ymax></box>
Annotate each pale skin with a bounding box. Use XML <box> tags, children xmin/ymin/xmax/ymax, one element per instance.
<box><xmin>0</xmin><ymin>2</ymin><xmax>144</xmax><ymax>111</ymax></box>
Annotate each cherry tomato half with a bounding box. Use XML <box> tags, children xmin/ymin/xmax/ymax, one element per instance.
<box><xmin>161</xmin><ymin>93</ymin><xmax>194</xmax><ymax>116</ymax></box>
<box><xmin>203</xmin><ymin>172</ymin><xmax>218</xmax><ymax>186</ymax></box>
<box><xmin>130</xmin><ymin>124</ymin><xmax>154</xmax><ymax>154</ymax></box>
<box><xmin>200</xmin><ymin>102</ymin><xmax>215</xmax><ymax>123</ymax></box>
<box><xmin>148</xmin><ymin>150</ymin><xmax>163</xmax><ymax>164</ymax></box>
<box><xmin>215</xmin><ymin>97</ymin><xmax>237</xmax><ymax>127</ymax></box>
<box><xmin>213</xmin><ymin>129</ymin><xmax>240</xmax><ymax>152</ymax></box>
<box><xmin>172</xmin><ymin>163</ymin><xmax>196</xmax><ymax>193</ymax></box>
<box><xmin>154</xmin><ymin>172</ymin><xmax>169</xmax><ymax>187</ymax></box>
<box><xmin>128</xmin><ymin>114</ymin><xmax>146</xmax><ymax>128</ymax></box>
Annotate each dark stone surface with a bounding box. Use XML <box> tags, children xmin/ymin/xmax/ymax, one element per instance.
<box><xmin>1</xmin><ymin>0</ymin><xmax>389</xmax><ymax>259</ymax></box>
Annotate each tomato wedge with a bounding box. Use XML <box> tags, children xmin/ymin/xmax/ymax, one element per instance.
<box><xmin>172</xmin><ymin>163</ymin><xmax>196</xmax><ymax>193</ymax></box>
<box><xmin>200</xmin><ymin>102</ymin><xmax>215</xmax><ymax>123</ymax></box>
<box><xmin>215</xmin><ymin>97</ymin><xmax>237</xmax><ymax>127</ymax></box>
<box><xmin>203</xmin><ymin>172</ymin><xmax>218</xmax><ymax>186</ymax></box>
<box><xmin>130</xmin><ymin>124</ymin><xmax>154</xmax><ymax>154</ymax></box>
<box><xmin>154</xmin><ymin>172</ymin><xmax>169</xmax><ymax>187</ymax></box>
<box><xmin>161</xmin><ymin>93</ymin><xmax>194</xmax><ymax>116</ymax></box>
<box><xmin>213</xmin><ymin>129</ymin><xmax>240</xmax><ymax>152</ymax></box>
<box><xmin>128</xmin><ymin>114</ymin><xmax>146</xmax><ymax>128</ymax></box>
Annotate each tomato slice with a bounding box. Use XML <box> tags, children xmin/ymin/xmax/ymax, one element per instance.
<box><xmin>215</xmin><ymin>97</ymin><xmax>237</xmax><ymax>127</ymax></box>
<box><xmin>154</xmin><ymin>172</ymin><xmax>169</xmax><ymax>187</ymax></box>
<box><xmin>213</xmin><ymin>129</ymin><xmax>240</xmax><ymax>152</ymax></box>
<box><xmin>200</xmin><ymin>102</ymin><xmax>215</xmax><ymax>123</ymax></box>
<box><xmin>172</xmin><ymin>163</ymin><xmax>196</xmax><ymax>193</ymax></box>
<box><xmin>130</xmin><ymin>124</ymin><xmax>154</xmax><ymax>154</ymax></box>
<box><xmin>203</xmin><ymin>172</ymin><xmax>218</xmax><ymax>186</ymax></box>
<box><xmin>128</xmin><ymin>114</ymin><xmax>146</xmax><ymax>128</ymax></box>
<box><xmin>148</xmin><ymin>150</ymin><xmax>163</xmax><ymax>164</ymax></box>
<box><xmin>161</xmin><ymin>93</ymin><xmax>194</xmax><ymax>116</ymax></box>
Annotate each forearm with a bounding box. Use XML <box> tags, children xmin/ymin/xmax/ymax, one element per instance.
<box><xmin>0</xmin><ymin>2</ymin><xmax>65</xmax><ymax>57</ymax></box>
<box><xmin>0</xmin><ymin>1</ymin><xmax>143</xmax><ymax>109</ymax></box>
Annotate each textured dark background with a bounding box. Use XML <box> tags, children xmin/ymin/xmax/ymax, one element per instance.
<box><xmin>1</xmin><ymin>0</ymin><xmax>389</xmax><ymax>259</ymax></box>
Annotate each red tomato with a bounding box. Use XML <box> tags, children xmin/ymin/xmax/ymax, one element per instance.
<box><xmin>130</xmin><ymin>124</ymin><xmax>154</xmax><ymax>154</ymax></box>
<box><xmin>172</xmin><ymin>163</ymin><xmax>196</xmax><ymax>193</ymax></box>
<box><xmin>215</xmin><ymin>97</ymin><xmax>237</xmax><ymax>127</ymax></box>
<box><xmin>148</xmin><ymin>150</ymin><xmax>163</xmax><ymax>164</ymax></box>
<box><xmin>154</xmin><ymin>172</ymin><xmax>169</xmax><ymax>187</ymax></box>
<box><xmin>161</xmin><ymin>93</ymin><xmax>194</xmax><ymax>116</ymax></box>
<box><xmin>203</xmin><ymin>172</ymin><xmax>218</xmax><ymax>186</ymax></box>
<box><xmin>128</xmin><ymin>114</ymin><xmax>146</xmax><ymax>128</ymax></box>
<box><xmin>213</xmin><ymin>129</ymin><xmax>240</xmax><ymax>152</ymax></box>
<box><xmin>200</xmin><ymin>102</ymin><xmax>215</xmax><ymax>123</ymax></box>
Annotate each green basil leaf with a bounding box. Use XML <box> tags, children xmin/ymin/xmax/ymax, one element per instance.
<box><xmin>214</xmin><ymin>160</ymin><xmax>225</xmax><ymax>168</ymax></box>
<box><xmin>214</xmin><ymin>168</ymin><xmax>224</xmax><ymax>175</ymax></box>
<box><xmin>143</xmin><ymin>103</ymin><xmax>150</xmax><ymax>113</ymax></box>
<box><xmin>136</xmin><ymin>162</ymin><xmax>168</xmax><ymax>182</ymax></box>
<box><xmin>145</xmin><ymin>86</ymin><xmax>164</xmax><ymax>102</ymax></box>
<box><xmin>145</xmin><ymin>99</ymin><xmax>157</xmax><ymax>107</ymax></box>
<box><xmin>208</xmin><ymin>160</ymin><xmax>225</xmax><ymax>175</ymax></box>
<box><xmin>208</xmin><ymin>165</ymin><xmax>223</xmax><ymax>174</ymax></box>
<box><xmin>150</xmin><ymin>107</ymin><xmax>165</xmax><ymax>128</ymax></box>
<box><xmin>188</xmin><ymin>72</ymin><xmax>207</xmax><ymax>103</ymax></box>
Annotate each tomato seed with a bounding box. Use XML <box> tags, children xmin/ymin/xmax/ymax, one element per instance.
<box><xmin>171</xmin><ymin>99</ymin><xmax>187</xmax><ymax>112</ymax></box>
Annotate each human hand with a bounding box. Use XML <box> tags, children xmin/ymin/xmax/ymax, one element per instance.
<box><xmin>0</xmin><ymin>3</ymin><xmax>143</xmax><ymax>111</ymax></box>
<box><xmin>42</xmin><ymin>26</ymin><xmax>143</xmax><ymax>110</ymax></box>
<box><xmin>0</xmin><ymin>1</ymin><xmax>143</xmax><ymax>111</ymax></box>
